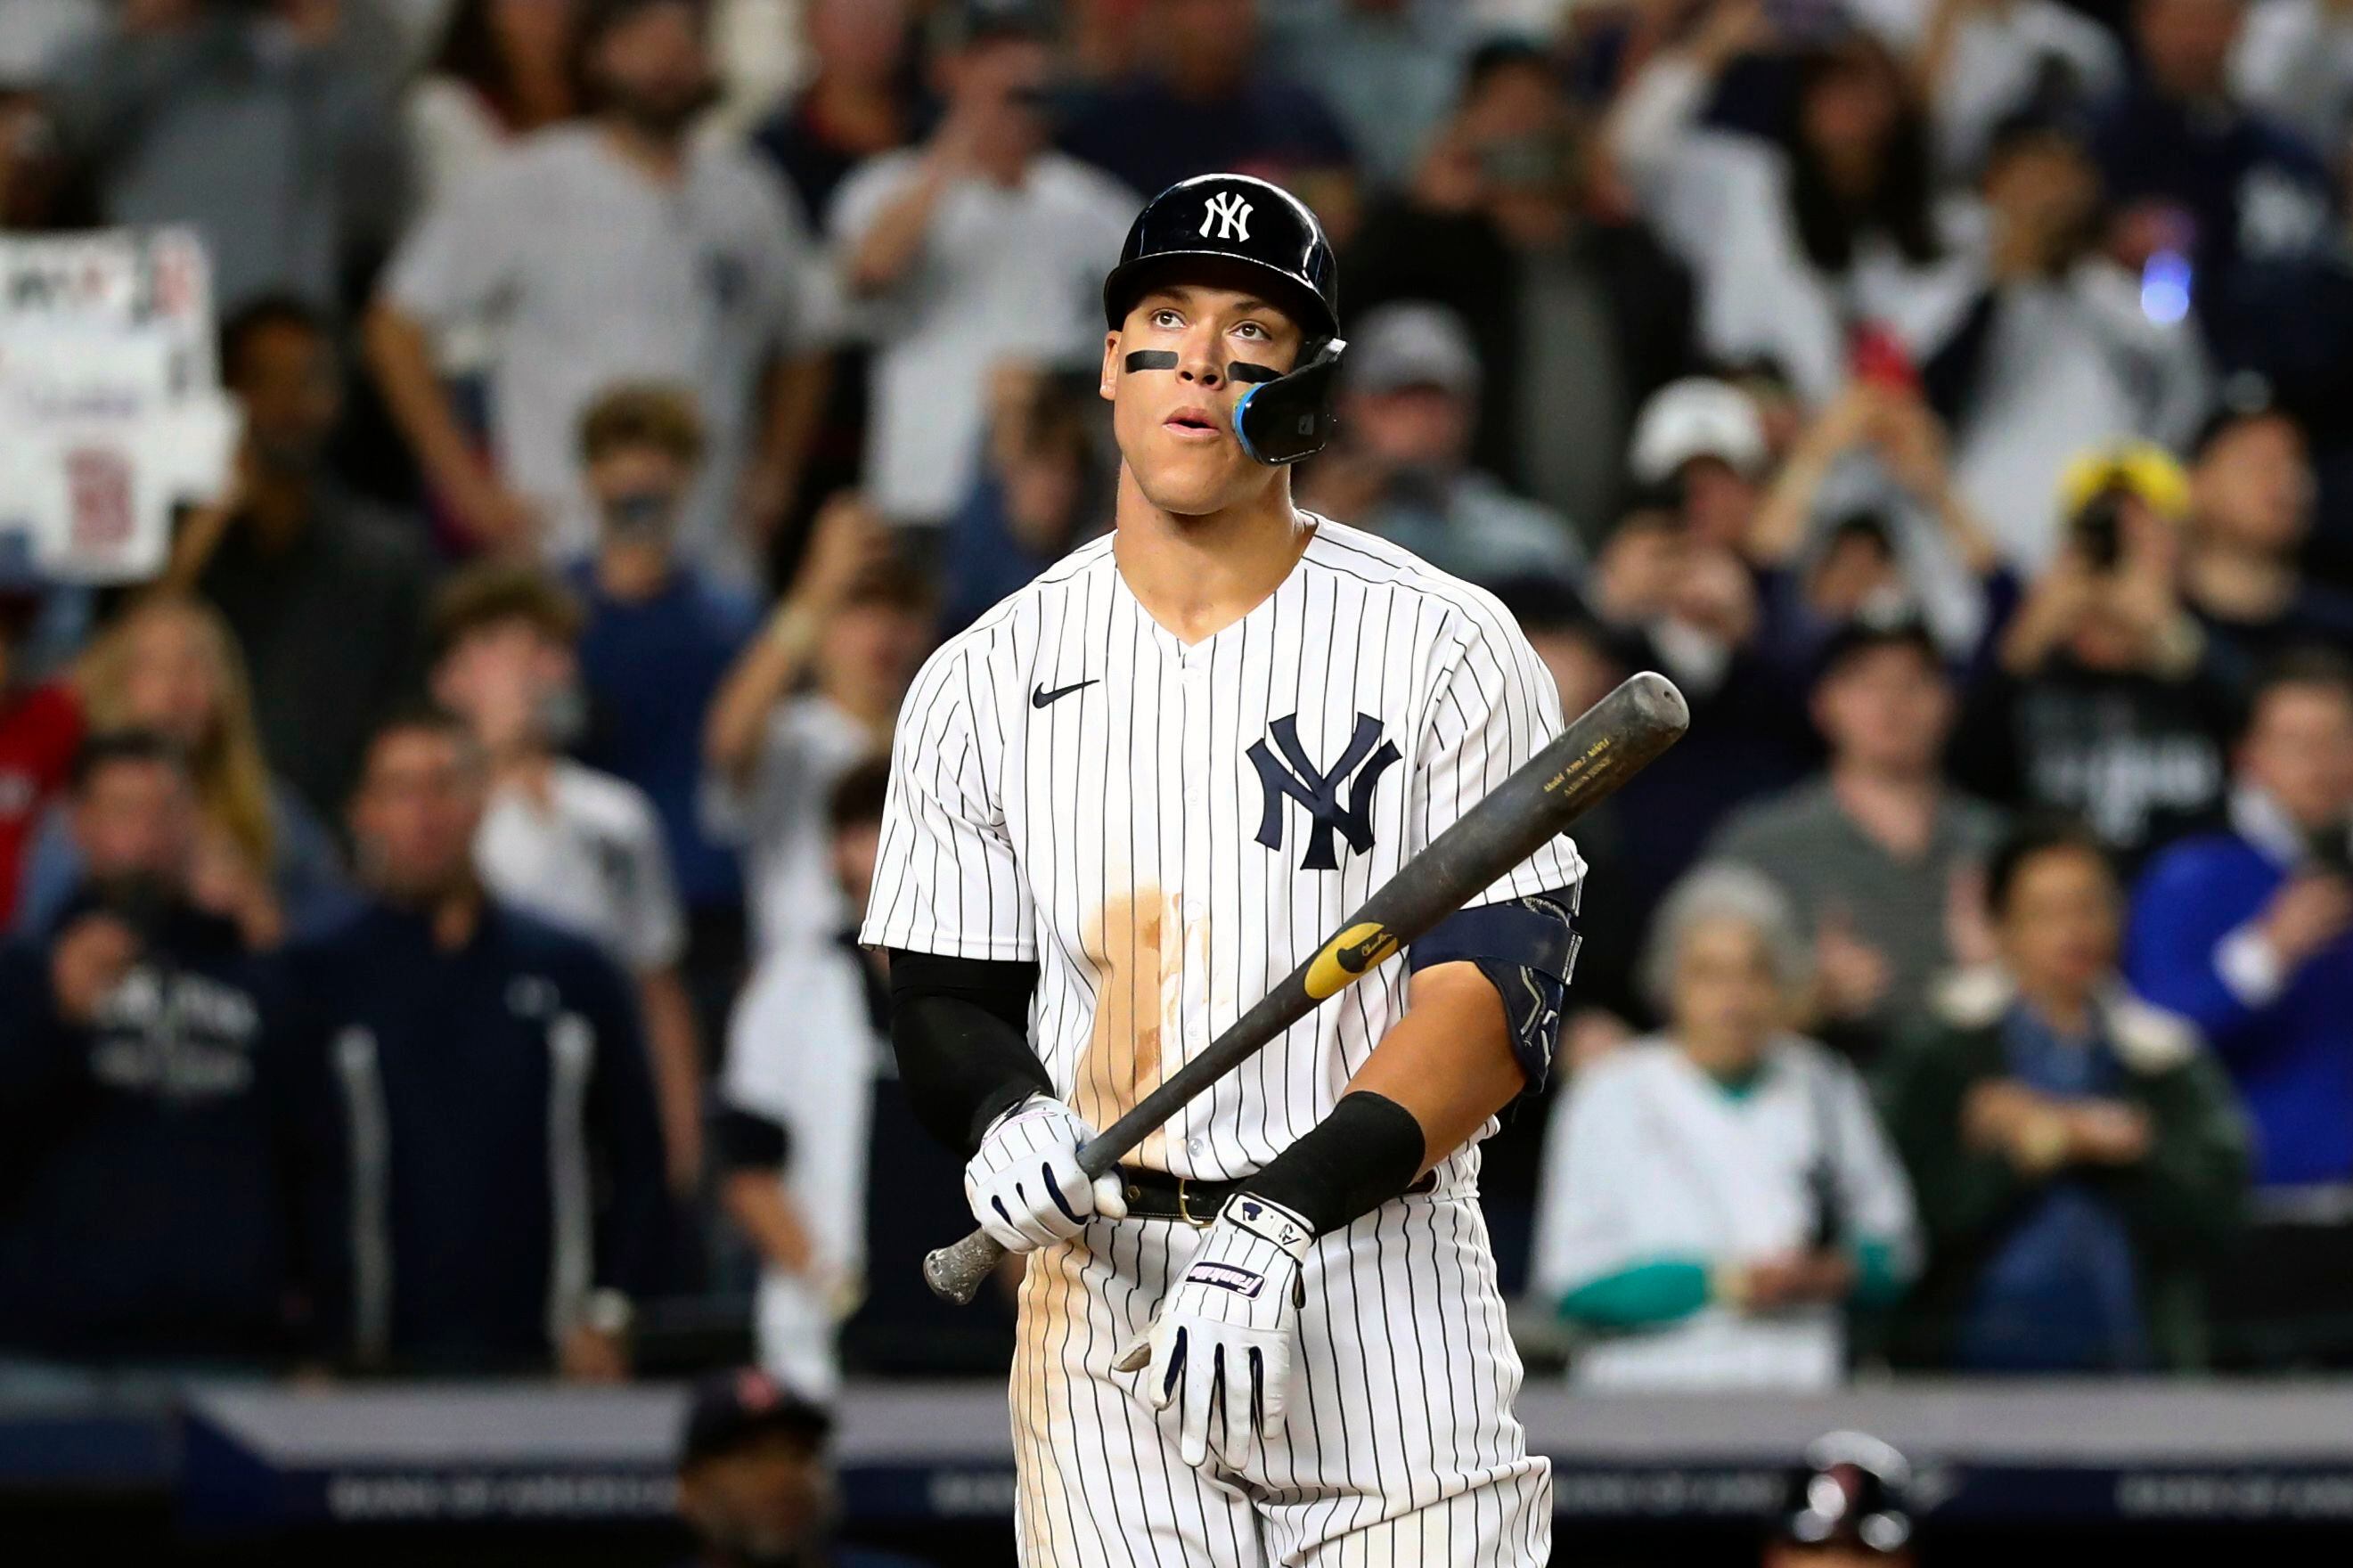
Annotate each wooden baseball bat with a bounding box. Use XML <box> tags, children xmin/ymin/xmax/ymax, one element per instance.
<box><xmin>924</xmin><ymin>671</ymin><xmax>1690</xmax><ymax>1304</ymax></box>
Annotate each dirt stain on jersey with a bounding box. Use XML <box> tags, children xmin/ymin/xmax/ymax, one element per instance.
<box><xmin>1073</xmin><ymin>887</ymin><xmax>1173</xmax><ymax>1166</ymax></box>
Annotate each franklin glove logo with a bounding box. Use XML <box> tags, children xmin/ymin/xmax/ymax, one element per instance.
<box><xmin>1184</xmin><ymin>1261</ymin><xmax>1266</xmax><ymax>1298</ymax></box>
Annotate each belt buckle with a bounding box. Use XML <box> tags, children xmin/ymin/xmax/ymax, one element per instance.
<box><xmin>1175</xmin><ymin>1176</ymin><xmax>1216</xmax><ymax>1229</ymax></box>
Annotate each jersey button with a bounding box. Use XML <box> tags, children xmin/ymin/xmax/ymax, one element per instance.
<box><xmin>1187</xmin><ymin>1137</ymin><xmax>1206</xmax><ymax>1157</ymax></box>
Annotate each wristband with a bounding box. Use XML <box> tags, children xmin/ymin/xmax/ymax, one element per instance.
<box><xmin>1241</xmin><ymin>1091</ymin><xmax>1427</xmax><ymax>1237</ymax></box>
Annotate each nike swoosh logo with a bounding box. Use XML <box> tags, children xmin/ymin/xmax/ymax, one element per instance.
<box><xmin>1031</xmin><ymin>678</ymin><xmax>1098</xmax><ymax>709</ymax></box>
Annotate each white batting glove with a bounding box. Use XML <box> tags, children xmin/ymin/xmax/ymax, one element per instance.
<box><xmin>963</xmin><ymin>1096</ymin><xmax>1129</xmax><ymax>1254</ymax></box>
<box><xmin>1112</xmin><ymin>1193</ymin><xmax>1312</xmax><ymax>1472</ymax></box>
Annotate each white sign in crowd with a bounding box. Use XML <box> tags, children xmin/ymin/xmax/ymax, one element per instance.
<box><xmin>0</xmin><ymin>227</ymin><xmax>237</xmax><ymax>584</ymax></box>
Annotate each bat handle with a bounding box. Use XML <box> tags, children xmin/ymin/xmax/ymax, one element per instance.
<box><xmin>923</xmin><ymin>1228</ymin><xmax>1007</xmax><ymax>1305</ymax></box>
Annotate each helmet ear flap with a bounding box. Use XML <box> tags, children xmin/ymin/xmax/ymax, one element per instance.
<box><xmin>1234</xmin><ymin>339</ymin><xmax>1347</xmax><ymax>467</ymax></box>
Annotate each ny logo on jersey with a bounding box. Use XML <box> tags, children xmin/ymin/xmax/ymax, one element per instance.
<box><xmin>1249</xmin><ymin>712</ymin><xmax>1402</xmax><ymax>871</ymax></box>
<box><xmin>1199</xmin><ymin>192</ymin><xmax>1253</xmax><ymax>242</ymax></box>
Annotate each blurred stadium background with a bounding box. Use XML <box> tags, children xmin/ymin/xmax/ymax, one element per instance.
<box><xmin>3</xmin><ymin>0</ymin><xmax>2353</xmax><ymax>1563</ymax></box>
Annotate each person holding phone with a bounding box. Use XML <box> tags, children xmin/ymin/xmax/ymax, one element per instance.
<box><xmin>1948</xmin><ymin>445</ymin><xmax>2244</xmax><ymax>868</ymax></box>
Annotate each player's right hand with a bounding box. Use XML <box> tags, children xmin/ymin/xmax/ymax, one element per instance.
<box><xmin>963</xmin><ymin>1096</ymin><xmax>1130</xmax><ymax>1254</ymax></box>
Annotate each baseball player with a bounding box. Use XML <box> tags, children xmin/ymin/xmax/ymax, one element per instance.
<box><xmin>862</xmin><ymin>173</ymin><xmax>1583</xmax><ymax>1565</ymax></box>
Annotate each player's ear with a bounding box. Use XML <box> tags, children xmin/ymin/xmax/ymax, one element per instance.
<box><xmin>1100</xmin><ymin>331</ymin><xmax>1120</xmax><ymax>402</ymax></box>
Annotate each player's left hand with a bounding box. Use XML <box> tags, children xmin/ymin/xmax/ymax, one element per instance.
<box><xmin>1113</xmin><ymin>1193</ymin><xmax>1313</xmax><ymax>1472</ymax></box>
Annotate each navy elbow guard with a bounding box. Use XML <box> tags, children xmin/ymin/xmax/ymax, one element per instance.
<box><xmin>1409</xmin><ymin>886</ymin><xmax>1581</xmax><ymax>1095</ymax></box>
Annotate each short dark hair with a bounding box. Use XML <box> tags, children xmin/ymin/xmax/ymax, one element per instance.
<box><xmin>219</xmin><ymin>292</ymin><xmax>329</xmax><ymax>386</ymax></box>
<box><xmin>828</xmin><ymin>755</ymin><xmax>893</xmax><ymax>836</ymax></box>
<box><xmin>579</xmin><ymin>383</ymin><xmax>706</xmax><ymax>468</ymax></box>
<box><xmin>1985</xmin><ymin>814</ymin><xmax>2112</xmax><ymax>917</ymax></box>
<box><xmin>1813</xmin><ymin>612</ymin><xmax>1942</xmax><ymax>690</ymax></box>
<box><xmin>578</xmin><ymin>0</ymin><xmax>705</xmax><ymax>51</ymax></box>
<box><xmin>2243</xmin><ymin>645</ymin><xmax>2353</xmax><ymax>739</ymax></box>
<box><xmin>838</xmin><ymin>555</ymin><xmax>937</xmax><ymax>617</ymax></box>
<box><xmin>1461</xmin><ymin>38</ymin><xmax>1551</xmax><ymax>103</ymax></box>
<box><xmin>429</xmin><ymin>563</ymin><xmax>585</xmax><ymax>663</ymax></box>
<box><xmin>70</xmin><ymin>729</ymin><xmax>190</xmax><ymax>795</ymax></box>
<box><xmin>357</xmin><ymin>703</ymin><xmax>486</xmax><ymax>788</ymax></box>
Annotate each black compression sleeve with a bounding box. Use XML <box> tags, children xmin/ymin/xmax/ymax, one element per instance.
<box><xmin>1242</xmin><ymin>1091</ymin><xmax>1428</xmax><ymax>1237</ymax></box>
<box><xmin>887</xmin><ymin>950</ymin><xmax>1056</xmax><ymax>1158</ymax></box>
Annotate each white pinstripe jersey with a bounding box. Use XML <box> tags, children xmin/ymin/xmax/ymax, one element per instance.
<box><xmin>860</xmin><ymin>515</ymin><xmax>1585</xmax><ymax>1182</ymax></box>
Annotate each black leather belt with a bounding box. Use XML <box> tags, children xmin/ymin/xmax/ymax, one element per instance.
<box><xmin>1115</xmin><ymin>1165</ymin><xmax>1437</xmax><ymax>1226</ymax></box>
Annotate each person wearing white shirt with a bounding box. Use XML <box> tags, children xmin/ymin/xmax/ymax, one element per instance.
<box><xmin>428</xmin><ymin>562</ymin><xmax>706</xmax><ymax>1198</ymax></box>
<box><xmin>1604</xmin><ymin>5</ymin><xmax>1983</xmax><ymax>405</ymax></box>
<box><xmin>716</xmin><ymin>756</ymin><xmax>893</xmax><ymax>1398</ymax></box>
<box><xmin>368</xmin><ymin>0</ymin><xmax>837</xmax><ymax>586</ymax></box>
<box><xmin>1532</xmin><ymin>865</ymin><xmax>1920</xmax><ymax>1391</ymax></box>
<box><xmin>703</xmin><ymin>495</ymin><xmax>932</xmax><ymax>961</ymax></box>
<box><xmin>1852</xmin><ymin>0</ymin><xmax>2123</xmax><ymax>179</ymax></box>
<box><xmin>828</xmin><ymin>8</ymin><xmax>1135</xmax><ymax>528</ymax></box>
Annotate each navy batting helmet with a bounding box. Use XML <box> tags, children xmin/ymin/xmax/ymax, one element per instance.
<box><xmin>1102</xmin><ymin>173</ymin><xmax>1345</xmax><ymax>466</ymax></box>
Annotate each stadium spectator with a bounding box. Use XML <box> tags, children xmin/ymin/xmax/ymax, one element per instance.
<box><xmin>2179</xmin><ymin>390</ymin><xmax>2353</xmax><ymax>665</ymax></box>
<box><xmin>1853</xmin><ymin>0</ymin><xmax>2121</xmax><ymax>180</ymax></box>
<box><xmin>566</xmin><ymin>386</ymin><xmax>759</xmax><ymax>1046</ymax></box>
<box><xmin>166</xmin><ymin>295</ymin><xmax>433</xmax><ymax>821</ymax></box>
<box><xmin>1949</xmin><ymin>448</ymin><xmax>2241</xmax><ymax>865</ymax></box>
<box><xmin>1058</xmin><ymin>0</ymin><xmax>1355</xmax><ymax>214</ymax></box>
<box><xmin>705</xmin><ymin>497</ymin><xmax>928</xmax><ymax>961</ymax></box>
<box><xmin>675</xmin><ymin>1368</ymin><xmax>924</xmax><ymax>1568</ymax></box>
<box><xmin>303</xmin><ymin>706</ymin><xmax>667</xmax><ymax>1376</ymax></box>
<box><xmin>1604</xmin><ymin>7</ymin><xmax>1981</xmax><ymax>404</ymax></box>
<box><xmin>942</xmin><ymin>368</ymin><xmax>1111</xmax><ymax>633</ymax></box>
<box><xmin>1532</xmin><ymin>867</ymin><xmax>1918</xmax><ymax>1391</ymax></box>
<box><xmin>2126</xmin><ymin>652</ymin><xmax>2353</xmax><ymax>1367</ymax></box>
<box><xmin>1587</xmin><ymin>494</ymin><xmax>1816</xmax><ymax>915</ymax></box>
<box><xmin>405</xmin><ymin>0</ymin><xmax>582</xmax><ymax>213</ymax></box>
<box><xmin>0</xmin><ymin>3</ymin><xmax>88</xmax><ymax>229</ymax></box>
<box><xmin>369</xmin><ymin>0</ymin><xmax>836</xmax><ymax>582</ymax></box>
<box><xmin>428</xmin><ymin>564</ymin><xmax>702</xmax><ymax>1196</ymax></box>
<box><xmin>1262</xmin><ymin>0</ymin><xmax>1474</xmax><ymax>190</ymax></box>
<box><xmin>1707</xmin><ymin>617</ymin><xmax>2006</xmax><ymax>1058</ymax></box>
<box><xmin>2092</xmin><ymin>0</ymin><xmax>2341</xmax><ymax>396</ymax></box>
<box><xmin>1626</xmin><ymin>376</ymin><xmax>1773</xmax><ymax>558</ymax></box>
<box><xmin>1876</xmin><ymin>818</ymin><xmax>2248</xmax><ymax>1372</ymax></box>
<box><xmin>1927</xmin><ymin>111</ymin><xmax>2211</xmax><ymax>569</ymax></box>
<box><xmin>1303</xmin><ymin>301</ymin><xmax>1585</xmax><ymax>587</ymax></box>
<box><xmin>18</xmin><ymin>595</ymin><xmax>347</xmax><ymax>945</ymax></box>
<box><xmin>1745</xmin><ymin>381</ymin><xmax>2009</xmax><ymax>670</ymax></box>
<box><xmin>1349</xmin><ymin>40</ymin><xmax>1694</xmax><ymax>538</ymax></box>
<box><xmin>0</xmin><ymin>732</ymin><xmax>316</xmax><ymax>1368</ymax></box>
<box><xmin>2232</xmin><ymin>0</ymin><xmax>2353</xmax><ymax>164</ymax></box>
<box><xmin>0</xmin><ymin>585</ymin><xmax>81</xmax><ymax>934</ymax></box>
<box><xmin>828</xmin><ymin>3</ymin><xmax>1132</xmax><ymax>532</ymax></box>
<box><xmin>45</xmin><ymin>0</ymin><xmax>404</xmax><ymax>311</ymax></box>
<box><xmin>717</xmin><ymin>759</ymin><xmax>889</xmax><ymax>1399</ymax></box>
<box><xmin>751</xmin><ymin>0</ymin><xmax>919</xmax><ymax>222</ymax></box>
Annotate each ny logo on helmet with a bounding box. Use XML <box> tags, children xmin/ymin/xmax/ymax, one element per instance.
<box><xmin>1200</xmin><ymin>192</ymin><xmax>1254</xmax><ymax>242</ymax></box>
<box><xmin>1249</xmin><ymin>712</ymin><xmax>1401</xmax><ymax>870</ymax></box>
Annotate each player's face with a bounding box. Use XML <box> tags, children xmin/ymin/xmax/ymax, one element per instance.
<box><xmin>1102</xmin><ymin>283</ymin><xmax>1304</xmax><ymax>518</ymax></box>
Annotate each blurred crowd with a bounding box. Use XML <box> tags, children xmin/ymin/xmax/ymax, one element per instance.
<box><xmin>0</xmin><ymin>0</ymin><xmax>2349</xmax><ymax>1399</ymax></box>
